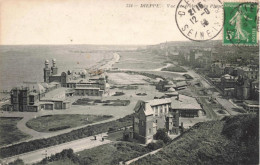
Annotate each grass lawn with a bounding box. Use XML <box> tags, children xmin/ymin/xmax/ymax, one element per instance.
<box><xmin>26</xmin><ymin>114</ymin><xmax>113</xmax><ymax>132</ymax></box>
<box><xmin>77</xmin><ymin>142</ymin><xmax>149</xmax><ymax>165</ymax></box>
<box><xmin>47</xmin><ymin>159</ymin><xmax>77</xmax><ymax>165</ymax></box>
<box><xmin>161</xmin><ymin>66</ymin><xmax>187</xmax><ymax>72</ymax></box>
<box><xmin>0</xmin><ymin>117</ymin><xmax>31</xmax><ymax>146</ymax></box>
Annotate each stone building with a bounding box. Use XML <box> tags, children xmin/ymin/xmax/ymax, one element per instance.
<box><xmin>171</xmin><ymin>95</ymin><xmax>203</xmax><ymax>118</ymax></box>
<box><xmin>133</xmin><ymin>98</ymin><xmax>179</xmax><ymax>144</ymax></box>
<box><xmin>10</xmin><ymin>82</ymin><xmax>70</xmax><ymax>112</ymax></box>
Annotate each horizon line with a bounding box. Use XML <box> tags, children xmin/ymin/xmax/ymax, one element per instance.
<box><xmin>0</xmin><ymin>40</ymin><xmax>224</xmax><ymax>46</ymax></box>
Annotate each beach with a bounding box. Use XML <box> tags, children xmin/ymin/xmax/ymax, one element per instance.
<box><xmin>0</xmin><ymin>45</ymin><xmax>126</xmax><ymax>91</ymax></box>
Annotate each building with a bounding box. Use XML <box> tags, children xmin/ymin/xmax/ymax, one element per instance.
<box><xmin>220</xmin><ymin>74</ymin><xmax>237</xmax><ymax>96</ymax></box>
<box><xmin>10</xmin><ymin>82</ymin><xmax>71</xmax><ymax>112</ymax></box>
<box><xmin>243</xmin><ymin>100</ymin><xmax>259</xmax><ymax>114</ymax></box>
<box><xmin>171</xmin><ymin>95</ymin><xmax>203</xmax><ymax>117</ymax></box>
<box><xmin>237</xmin><ymin>66</ymin><xmax>259</xmax><ymax>80</ymax></box>
<box><xmin>156</xmin><ymin>80</ymin><xmax>187</xmax><ymax>92</ymax></box>
<box><xmin>44</xmin><ymin>59</ymin><xmax>109</xmax><ymax>96</ymax></box>
<box><xmin>133</xmin><ymin>98</ymin><xmax>179</xmax><ymax>144</ymax></box>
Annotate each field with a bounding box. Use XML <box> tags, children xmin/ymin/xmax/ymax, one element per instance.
<box><xmin>108</xmin><ymin>72</ymin><xmax>148</xmax><ymax>85</ymax></box>
<box><xmin>0</xmin><ymin>117</ymin><xmax>31</xmax><ymax>146</ymax></box>
<box><xmin>26</xmin><ymin>114</ymin><xmax>113</xmax><ymax>132</ymax></box>
<box><xmin>142</xmin><ymin>71</ymin><xmax>185</xmax><ymax>81</ymax></box>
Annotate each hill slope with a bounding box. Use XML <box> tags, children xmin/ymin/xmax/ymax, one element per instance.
<box><xmin>133</xmin><ymin>114</ymin><xmax>259</xmax><ymax>165</ymax></box>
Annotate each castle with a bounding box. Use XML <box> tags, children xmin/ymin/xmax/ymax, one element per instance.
<box><xmin>43</xmin><ymin>59</ymin><xmax>109</xmax><ymax>96</ymax></box>
<box><xmin>9</xmin><ymin>59</ymin><xmax>109</xmax><ymax>112</ymax></box>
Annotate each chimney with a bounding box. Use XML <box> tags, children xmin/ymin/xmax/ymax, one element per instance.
<box><xmin>144</xmin><ymin>101</ymin><xmax>150</xmax><ymax>112</ymax></box>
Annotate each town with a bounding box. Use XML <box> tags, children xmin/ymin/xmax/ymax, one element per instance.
<box><xmin>0</xmin><ymin>40</ymin><xmax>259</xmax><ymax>165</ymax></box>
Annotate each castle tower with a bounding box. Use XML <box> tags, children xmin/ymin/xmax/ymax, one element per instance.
<box><xmin>44</xmin><ymin>60</ymin><xmax>51</xmax><ymax>83</ymax></box>
<box><xmin>51</xmin><ymin>58</ymin><xmax>58</xmax><ymax>75</ymax></box>
<box><xmin>166</xmin><ymin>110</ymin><xmax>179</xmax><ymax>135</ymax></box>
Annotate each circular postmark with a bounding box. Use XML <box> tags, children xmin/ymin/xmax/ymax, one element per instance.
<box><xmin>175</xmin><ymin>0</ymin><xmax>224</xmax><ymax>41</ymax></box>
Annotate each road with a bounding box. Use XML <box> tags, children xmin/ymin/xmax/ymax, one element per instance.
<box><xmin>1</xmin><ymin>133</ymin><xmax>111</xmax><ymax>164</ymax></box>
<box><xmin>183</xmin><ymin>67</ymin><xmax>244</xmax><ymax>116</ymax></box>
<box><xmin>216</xmin><ymin>97</ymin><xmax>243</xmax><ymax>115</ymax></box>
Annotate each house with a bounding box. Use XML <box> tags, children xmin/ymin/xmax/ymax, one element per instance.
<box><xmin>171</xmin><ymin>95</ymin><xmax>203</xmax><ymax>117</ymax></box>
<box><xmin>133</xmin><ymin>98</ymin><xmax>179</xmax><ymax>144</ymax></box>
<box><xmin>220</xmin><ymin>74</ymin><xmax>237</xmax><ymax>96</ymax></box>
<box><xmin>243</xmin><ymin>100</ymin><xmax>259</xmax><ymax>114</ymax></box>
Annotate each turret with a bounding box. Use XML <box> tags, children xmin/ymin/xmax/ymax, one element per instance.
<box><xmin>51</xmin><ymin>58</ymin><xmax>58</xmax><ymax>75</ymax></box>
<box><xmin>44</xmin><ymin>59</ymin><xmax>51</xmax><ymax>83</ymax></box>
<box><xmin>45</xmin><ymin>59</ymin><xmax>49</xmax><ymax>69</ymax></box>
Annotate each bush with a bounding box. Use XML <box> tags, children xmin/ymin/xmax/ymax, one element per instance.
<box><xmin>38</xmin><ymin>149</ymin><xmax>80</xmax><ymax>164</ymax></box>
<box><xmin>161</xmin><ymin>66</ymin><xmax>187</xmax><ymax>72</ymax></box>
<box><xmin>49</xmin><ymin>126</ymin><xmax>71</xmax><ymax>131</ymax></box>
<box><xmin>8</xmin><ymin>159</ymin><xmax>24</xmax><ymax>165</ymax></box>
<box><xmin>147</xmin><ymin>140</ymin><xmax>164</xmax><ymax>150</ymax></box>
<box><xmin>153</xmin><ymin>129</ymin><xmax>171</xmax><ymax>144</ymax></box>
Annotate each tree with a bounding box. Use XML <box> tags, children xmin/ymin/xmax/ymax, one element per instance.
<box><xmin>154</xmin><ymin>128</ymin><xmax>171</xmax><ymax>144</ymax></box>
<box><xmin>8</xmin><ymin>158</ymin><xmax>24</xmax><ymax>165</ymax></box>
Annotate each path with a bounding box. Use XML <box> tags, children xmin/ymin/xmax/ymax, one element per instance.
<box><xmin>1</xmin><ymin>133</ymin><xmax>111</xmax><ymax>164</ymax></box>
<box><xmin>124</xmin><ymin>148</ymin><xmax>162</xmax><ymax>165</ymax></box>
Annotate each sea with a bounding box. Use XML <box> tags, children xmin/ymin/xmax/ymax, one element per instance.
<box><xmin>0</xmin><ymin>45</ymin><xmax>139</xmax><ymax>91</ymax></box>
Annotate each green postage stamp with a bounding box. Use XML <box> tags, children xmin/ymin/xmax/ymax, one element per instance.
<box><xmin>223</xmin><ymin>2</ymin><xmax>258</xmax><ymax>46</ymax></box>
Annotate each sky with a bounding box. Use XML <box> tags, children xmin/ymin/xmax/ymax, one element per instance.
<box><xmin>0</xmin><ymin>0</ymin><xmax>193</xmax><ymax>45</ymax></box>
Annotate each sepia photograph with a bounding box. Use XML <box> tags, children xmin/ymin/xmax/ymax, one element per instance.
<box><xmin>0</xmin><ymin>0</ymin><xmax>259</xmax><ymax>164</ymax></box>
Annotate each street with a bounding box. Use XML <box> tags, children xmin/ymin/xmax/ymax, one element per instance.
<box><xmin>1</xmin><ymin>133</ymin><xmax>111</xmax><ymax>164</ymax></box>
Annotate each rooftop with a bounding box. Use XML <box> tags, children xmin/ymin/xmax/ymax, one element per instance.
<box><xmin>147</xmin><ymin>98</ymin><xmax>172</xmax><ymax>106</ymax></box>
<box><xmin>171</xmin><ymin>95</ymin><xmax>202</xmax><ymax>110</ymax></box>
<box><xmin>40</xmin><ymin>87</ymin><xmax>67</xmax><ymax>101</ymax></box>
<box><xmin>244</xmin><ymin>100</ymin><xmax>259</xmax><ymax>105</ymax></box>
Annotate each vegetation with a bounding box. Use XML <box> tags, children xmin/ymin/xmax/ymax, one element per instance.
<box><xmin>133</xmin><ymin>114</ymin><xmax>259</xmax><ymax>165</ymax></box>
<box><xmin>35</xmin><ymin>142</ymin><xmax>150</xmax><ymax>165</ymax></box>
<box><xmin>136</xmin><ymin>93</ymin><xmax>147</xmax><ymax>96</ymax></box>
<box><xmin>147</xmin><ymin>140</ymin><xmax>164</xmax><ymax>150</ymax></box>
<box><xmin>112</xmin><ymin>92</ymin><xmax>125</xmax><ymax>96</ymax></box>
<box><xmin>0</xmin><ymin>114</ymin><xmax>134</xmax><ymax>158</ymax></box>
<box><xmin>73</xmin><ymin>98</ymin><xmax>130</xmax><ymax>106</ymax></box>
<box><xmin>38</xmin><ymin>149</ymin><xmax>80</xmax><ymax>165</ymax></box>
<box><xmin>77</xmin><ymin>142</ymin><xmax>150</xmax><ymax>165</ymax></box>
<box><xmin>183</xmin><ymin>74</ymin><xmax>193</xmax><ymax>79</ymax></box>
<box><xmin>217</xmin><ymin>109</ymin><xmax>226</xmax><ymax>114</ymax></box>
<box><xmin>26</xmin><ymin>114</ymin><xmax>112</xmax><ymax>132</ymax></box>
<box><xmin>161</xmin><ymin>66</ymin><xmax>187</xmax><ymax>72</ymax></box>
<box><xmin>153</xmin><ymin>129</ymin><xmax>171</xmax><ymax>144</ymax></box>
<box><xmin>103</xmin><ymin>100</ymin><xmax>130</xmax><ymax>106</ymax></box>
<box><xmin>0</xmin><ymin>117</ymin><xmax>31</xmax><ymax>146</ymax></box>
<box><xmin>110</xmin><ymin>85</ymin><xmax>138</xmax><ymax>90</ymax></box>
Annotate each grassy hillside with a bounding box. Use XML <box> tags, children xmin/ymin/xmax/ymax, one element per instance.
<box><xmin>133</xmin><ymin>114</ymin><xmax>259</xmax><ymax>165</ymax></box>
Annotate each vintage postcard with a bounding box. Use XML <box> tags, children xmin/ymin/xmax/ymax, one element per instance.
<box><xmin>0</xmin><ymin>0</ymin><xmax>259</xmax><ymax>164</ymax></box>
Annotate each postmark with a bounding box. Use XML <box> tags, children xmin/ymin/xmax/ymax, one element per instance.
<box><xmin>175</xmin><ymin>0</ymin><xmax>224</xmax><ymax>41</ymax></box>
<box><xmin>223</xmin><ymin>2</ymin><xmax>258</xmax><ymax>46</ymax></box>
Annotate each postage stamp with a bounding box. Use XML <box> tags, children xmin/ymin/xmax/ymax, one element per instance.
<box><xmin>223</xmin><ymin>2</ymin><xmax>258</xmax><ymax>46</ymax></box>
<box><xmin>175</xmin><ymin>0</ymin><xmax>224</xmax><ymax>41</ymax></box>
